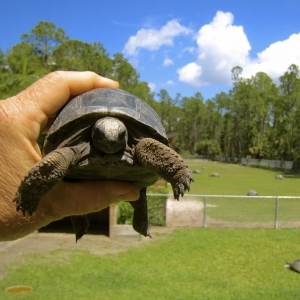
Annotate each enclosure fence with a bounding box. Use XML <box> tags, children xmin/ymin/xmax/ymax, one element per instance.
<box><xmin>147</xmin><ymin>194</ymin><xmax>300</xmax><ymax>229</ymax></box>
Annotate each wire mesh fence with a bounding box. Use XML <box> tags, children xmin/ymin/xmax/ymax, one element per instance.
<box><xmin>147</xmin><ymin>194</ymin><xmax>300</xmax><ymax>229</ymax></box>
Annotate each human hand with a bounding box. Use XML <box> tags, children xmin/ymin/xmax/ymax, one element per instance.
<box><xmin>0</xmin><ymin>71</ymin><xmax>139</xmax><ymax>241</ymax></box>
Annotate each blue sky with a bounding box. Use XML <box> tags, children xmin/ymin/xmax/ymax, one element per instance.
<box><xmin>1</xmin><ymin>0</ymin><xmax>300</xmax><ymax>100</ymax></box>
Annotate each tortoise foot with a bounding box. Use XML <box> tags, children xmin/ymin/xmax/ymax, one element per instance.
<box><xmin>135</xmin><ymin>138</ymin><xmax>193</xmax><ymax>200</ymax></box>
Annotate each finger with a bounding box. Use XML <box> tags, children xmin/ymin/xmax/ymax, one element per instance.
<box><xmin>41</xmin><ymin>71</ymin><xmax>119</xmax><ymax>116</ymax></box>
<box><xmin>15</xmin><ymin>71</ymin><xmax>119</xmax><ymax>132</ymax></box>
<box><xmin>44</xmin><ymin>180</ymin><xmax>140</xmax><ymax>218</ymax></box>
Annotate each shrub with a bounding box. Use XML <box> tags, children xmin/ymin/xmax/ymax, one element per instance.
<box><xmin>117</xmin><ymin>201</ymin><xmax>134</xmax><ymax>225</ymax></box>
<box><xmin>117</xmin><ymin>186</ymin><xmax>168</xmax><ymax>226</ymax></box>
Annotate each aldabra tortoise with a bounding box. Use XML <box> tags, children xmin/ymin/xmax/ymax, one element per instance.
<box><xmin>247</xmin><ymin>190</ymin><xmax>258</xmax><ymax>196</ymax></box>
<box><xmin>284</xmin><ymin>260</ymin><xmax>300</xmax><ymax>273</ymax></box>
<box><xmin>14</xmin><ymin>88</ymin><xmax>193</xmax><ymax>240</ymax></box>
<box><xmin>209</xmin><ymin>172</ymin><xmax>219</xmax><ymax>177</ymax></box>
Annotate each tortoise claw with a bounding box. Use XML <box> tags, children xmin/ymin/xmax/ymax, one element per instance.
<box><xmin>147</xmin><ymin>230</ymin><xmax>153</xmax><ymax>239</ymax></box>
<box><xmin>173</xmin><ymin>189</ymin><xmax>180</xmax><ymax>200</ymax></box>
<box><xmin>171</xmin><ymin>169</ymin><xmax>193</xmax><ymax>200</ymax></box>
<box><xmin>185</xmin><ymin>180</ymin><xmax>190</xmax><ymax>192</ymax></box>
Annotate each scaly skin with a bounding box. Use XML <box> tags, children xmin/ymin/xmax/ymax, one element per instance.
<box><xmin>129</xmin><ymin>188</ymin><xmax>152</xmax><ymax>238</ymax></box>
<box><xmin>70</xmin><ymin>215</ymin><xmax>90</xmax><ymax>242</ymax></box>
<box><xmin>135</xmin><ymin>138</ymin><xmax>193</xmax><ymax>199</ymax></box>
<box><xmin>13</xmin><ymin>145</ymin><xmax>87</xmax><ymax>216</ymax></box>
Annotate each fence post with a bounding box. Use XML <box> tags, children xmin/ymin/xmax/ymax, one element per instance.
<box><xmin>275</xmin><ymin>196</ymin><xmax>279</xmax><ymax>229</ymax></box>
<box><xmin>203</xmin><ymin>195</ymin><xmax>207</xmax><ymax>228</ymax></box>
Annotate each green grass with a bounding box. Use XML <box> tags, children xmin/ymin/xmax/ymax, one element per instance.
<box><xmin>2</xmin><ymin>162</ymin><xmax>300</xmax><ymax>299</ymax></box>
<box><xmin>182</xmin><ymin>161</ymin><xmax>300</xmax><ymax>223</ymax></box>
<box><xmin>1</xmin><ymin>228</ymin><xmax>300</xmax><ymax>299</ymax></box>
<box><xmin>205</xmin><ymin>197</ymin><xmax>300</xmax><ymax>223</ymax></box>
<box><xmin>185</xmin><ymin>160</ymin><xmax>299</xmax><ymax>196</ymax></box>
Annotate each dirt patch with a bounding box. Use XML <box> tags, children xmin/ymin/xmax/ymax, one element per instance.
<box><xmin>0</xmin><ymin>226</ymin><xmax>174</xmax><ymax>279</ymax></box>
<box><xmin>166</xmin><ymin>197</ymin><xmax>216</xmax><ymax>227</ymax></box>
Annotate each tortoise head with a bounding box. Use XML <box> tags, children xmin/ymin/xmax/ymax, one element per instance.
<box><xmin>91</xmin><ymin>117</ymin><xmax>127</xmax><ymax>154</ymax></box>
<box><xmin>284</xmin><ymin>262</ymin><xmax>292</xmax><ymax>269</ymax></box>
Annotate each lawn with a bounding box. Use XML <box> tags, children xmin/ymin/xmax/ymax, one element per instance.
<box><xmin>1</xmin><ymin>228</ymin><xmax>300</xmax><ymax>299</ymax></box>
<box><xmin>2</xmin><ymin>161</ymin><xmax>300</xmax><ymax>299</ymax></box>
<box><xmin>182</xmin><ymin>161</ymin><xmax>300</xmax><ymax>223</ymax></box>
<box><xmin>185</xmin><ymin>160</ymin><xmax>300</xmax><ymax>196</ymax></box>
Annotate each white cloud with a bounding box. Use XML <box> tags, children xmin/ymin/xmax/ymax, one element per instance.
<box><xmin>183</xmin><ymin>46</ymin><xmax>196</xmax><ymax>54</ymax></box>
<box><xmin>123</xmin><ymin>19</ymin><xmax>192</xmax><ymax>56</ymax></box>
<box><xmin>178</xmin><ymin>10</ymin><xmax>300</xmax><ymax>87</ymax></box>
<box><xmin>178</xmin><ymin>62</ymin><xmax>203</xmax><ymax>86</ymax></box>
<box><xmin>166</xmin><ymin>80</ymin><xmax>175</xmax><ymax>85</ymax></box>
<box><xmin>148</xmin><ymin>82</ymin><xmax>156</xmax><ymax>92</ymax></box>
<box><xmin>243</xmin><ymin>33</ymin><xmax>300</xmax><ymax>80</ymax></box>
<box><xmin>163</xmin><ymin>57</ymin><xmax>174</xmax><ymax>66</ymax></box>
<box><xmin>178</xmin><ymin>11</ymin><xmax>251</xmax><ymax>86</ymax></box>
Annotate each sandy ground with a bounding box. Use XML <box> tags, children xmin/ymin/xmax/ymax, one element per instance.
<box><xmin>166</xmin><ymin>196</ymin><xmax>220</xmax><ymax>228</ymax></box>
<box><xmin>166</xmin><ymin>197</ymin><xmax>214</xmax><ymax>227</ymax></box>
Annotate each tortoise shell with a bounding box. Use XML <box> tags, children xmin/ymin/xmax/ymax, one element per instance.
<box><xmin>43</xmin><ymin>88</ymin><xmax>169</xmax><ymax>155</ymax></box>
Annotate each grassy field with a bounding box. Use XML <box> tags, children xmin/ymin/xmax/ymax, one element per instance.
<box><xmin>182</xmin><ymin>161</ymin><xmax>300</xmax><ymax>223</ymax></box>
<box><xmin>1</xmin><ymin>161</ymin><xmax>300</xmax><ymax>299</ymax></box>
<box><xmin>185</xmin><ymin>160</ymin><xmax>299</xmax><ymax>196</ymax></box>
<box><xmin>1</xmin><ymin>228</ymin><xmax>300</xmax><ymax>299</ymax></box>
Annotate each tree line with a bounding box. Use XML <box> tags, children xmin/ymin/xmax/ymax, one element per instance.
<box><xmin>1</xmin><ymin>21</ymin><xmax>300</xmax><ymax>161</ymax></box>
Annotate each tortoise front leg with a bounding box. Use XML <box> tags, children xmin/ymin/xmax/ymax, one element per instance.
<box><xmin>135</xmin><ymin>138</ymin><xmax>193</xmax><ymax>200</ymax></box>
<box><xmin>129</xmin><ymin>188</ymin><xmax>152</xmax><ymax>238</ymax></box>
<box><xmin>13</xmin><ymin>144</ymin><xmax>89</xmax><ymax>216</ymax></box>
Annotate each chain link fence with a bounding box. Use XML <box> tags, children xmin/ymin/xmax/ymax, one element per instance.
<box><xmin>148</xmin><ymin>194</ymin><xmax>300</xmax><ymax>229</ymax></box>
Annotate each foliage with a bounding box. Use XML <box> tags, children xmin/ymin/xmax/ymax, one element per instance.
<box><xmin>0</xmin><ymin>48</ymin><xmax>5</xmax><ymax>64</ymax></box>
<box><xmin>147</xmin><ymin>185</ymin><xmax>168</xmax><ymax>226</ymax></box>
<box><xmin>21</xmin><ymin>21</ymin><xmax>68</xmax><ymax>69</ymax></box>
<box><xmin>117</xmin><ymin>186</ymin><xmax>168</xmax><ymax>226</ymax></box>
<box><xmin>110</xmin><ymin>53</ymin><xmax>155</xmax><ymax>102</ymax></box>
<box><xmin>2</xmin><ymin>21</ymin><xmax>155</xmax><ymax>104</ymax></box>
<box><xmin>52</xmin><ymin>40</ymin><xmax>112</xmax><ymax>76</ymax></box>
<box><xmin>157</xmin><ymin>89</ymin><xmax>181</xmax><ymax>132</ymax></box>
<box><xmin>7</xmin><ymin>42</ymin><xmax>47</xmax><ymax>75</ymax></box>
<box><xmin>194</xmin><ymin>139</ymin><xmax>221</xmax><ymax>159</ymax></box>
<box><xmin>117</xmin><ymin>201</ymin><xmax>134</xmax><ymax>225</ymax></box>
<box><xmin>179</xmin><ymin>92</ymin><xmax>207</xmax><ymax>154</ymax></box>
<box><xmin>0</xmin><ymin>71</ymin><xmax>39</xmax><ymax>99</ymax></box>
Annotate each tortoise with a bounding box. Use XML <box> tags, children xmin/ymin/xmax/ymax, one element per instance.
<box><xmin>14</xmin><ymin>88</ymin><xmax>193</xmax><ymax>240</ymax></box>
<box><xmin>247</xmin><ymin>190</ymin><xmax>258</xmax><ymax>196</ymax></box>
<box><xmin>284</xmin><ymin>260</ymin><xmax>300</xmax><ymax>273</ymax></box>
<box><xmin>209</xmin><ymin>172</ymin><xmax>219</xmax><ymax>177</ymax></box>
